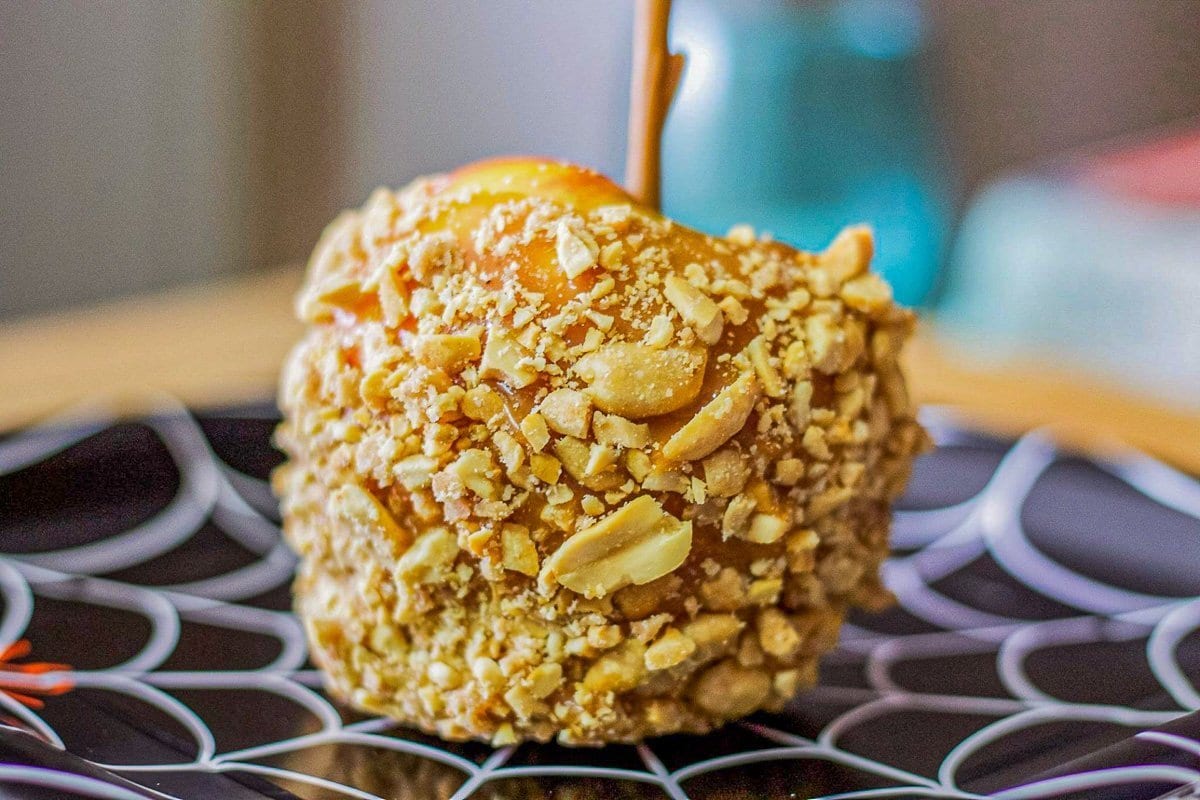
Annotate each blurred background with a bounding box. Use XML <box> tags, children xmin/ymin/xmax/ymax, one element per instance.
<box><xmin>2</xmin><ymin>0</ymin><xmax>1199</xmax><ymax>407</ymax></box>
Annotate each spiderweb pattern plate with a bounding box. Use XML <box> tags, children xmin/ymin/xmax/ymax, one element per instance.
<box><xmin>0</xmin><ymin>399</ymin><xmax>1197</xmax><ymax>799</ymax></box>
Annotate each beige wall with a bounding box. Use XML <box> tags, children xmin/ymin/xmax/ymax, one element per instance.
<box><xmin>0</xmin><ymin>2</ymin><xmax>251</xmax><ymax>317</ymax></box>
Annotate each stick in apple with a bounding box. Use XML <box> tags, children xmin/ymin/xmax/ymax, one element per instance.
<box><xmin>624</xmin><ymin>0</ymin><xmax>685</xmax><ymax>210</ymax></box>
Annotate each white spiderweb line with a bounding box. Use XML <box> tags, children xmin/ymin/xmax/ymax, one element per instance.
<box><xmin>0</xmin><ymin>402</ymin><xmax>1194</xmax><ymax>799</ymax></box>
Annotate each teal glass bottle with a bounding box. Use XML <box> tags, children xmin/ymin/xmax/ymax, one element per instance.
<box><xmin>662</xmin><ymin>0</ymin><xmax>949</xmax><ymax>306</ymax></box>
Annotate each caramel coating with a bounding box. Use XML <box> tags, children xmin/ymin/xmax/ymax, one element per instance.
<box><xmin>274</xmin><ymin>158</ymin><xmax>927</xmax><ymax>745</ymax></box>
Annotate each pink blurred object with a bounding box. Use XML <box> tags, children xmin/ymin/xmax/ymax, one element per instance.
<box><xmin>1081</xmin><ymin>128</ymin><xmax>1200</xmax><ymax>207</ymax></box>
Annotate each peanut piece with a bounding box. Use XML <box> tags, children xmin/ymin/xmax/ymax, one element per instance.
<box><xmin>594</xmin><ymin>413</ymin><xmax>651</xmax><ymax>449</ymax></box>
<box><xmin>413</xmin><ymin>333</ymin><xmax>481</xmax><ymax>372</ymax></box>
<box><xmin>407</xmin><ymin>230</ymin><xmax>455</xmax><ymax>279</ymax></box>
<box><xmin>530</xmin><ymin>453</ymin><xmax>562</xmax><ymax>484</ymax></box>
<box><xmin>614</xmin><ymin>574</ymin><xmax>682</xmax><ymax>620</ymax></box>
<box><xmin>692</xmin><ymin>660</ymin><xmax>772</xmax><ymax>719</ymax></box>
<box><xmin>806</xmin><ymin>314</ymin><xmax>864</xmax><ymax>375</ymax></box>
<box><xmin>538</xmin><ymin>388</ymin><xmax>592</xmax><ymax>438</ymax></box>
<box><xmin>805</xmin><ymin>314</ymin><xmax>846</xmax><ymax>374</ymax></box>
<box><xmin>682</xmin><ymin>613</ymin><xmax>743</xmax><ymax>653</ymax></box>
<box><xmin>746</xmin><ymin>336</ymin><xmax>785</xmax><ymax>398</ymax></box>
<box><xmin>394</xmin><ymin>454</ymin><xmax>436</xmax><ymax>490</ymax></box>
<box><xmin>699</xmin><ymin>567</ymin><xmax>746</xmax><ymax>611</ymax></box>
<box><xmin>332</xmin><ymin>484</ymin><xmax>412</xmax><ymax>552</ymax></box>
<box><xmin>585</xmin><ymin>443</ymin><xmax>619</xmax><ymax>476</ymax></box>
<box><xmin>663</xmin><ymin>372</ymin><xmax>761</xmax><ymax>462</ymax></box>
<box><xmin>297</xmin><ymin>276</ymin><xmax>362</xmax><ymax>323</ymax></box>
<box><xmin>726</xmin><ymin>224</ymin><xmax>756</xmax><ymax>245</ymax></box>
<box><xmin>540</xmin><ymin>495</ymin><xmax>693</xmax><ymax>598</ymax></box>
<box><xmin>520</xmin><ymin>413</ymin><xmax>551</xmax><ymax>452</ymax></box>
<box><xmin>480</xmin><ymin>329</ymin><xmax>538</xmax><ymax>388</ymax></box>
<box><xmin>841</xmin><ymin>272</ymin><xmax>893</xmax><ymax>314</ymax></box>
<box><xmin>802</xmin><ymin>425</ymin><xmax>831</xmax><ymax>460</ymax></box>
<box><xmin>644</xmin><ymin>315</ymin><xmax>675</xmax><ymax>348</ymax></box>
<box><xmin>552</xmin><ymin>437</ymin><xmax>591</xmax><ymax>482</ymax></box>
<box><xmin>786</xmin><ymin>529</ymin><xmax>820</xmax><ymax>573</ymax></box>
<box><xmin>757</xmin><ymin>608</ymin><xmax>802</xmax><ymax>658</ymax></box>
<box><xmin>375</xmin><ymin>264</ymin><xmax>408</xmax><ymax>328</ymax></box>
<box><xmin>461</xmin><ymin>385</ymin><xmax>504</xmax><ymax>421</ymax></box>
<box><xmin>773</xmin><ymin>458</ymin><xmax>805</xmax><ymax>486</ymax></box>
<box><xmin>501</xmin><ymin>524</ymin><xmax>539</xmax><ymax>576</ymax></box>
<box><xmin>782</xmin><ymin>340</ymin><xmax>810</xmax><ymax>379</ymax></box>
<box><xmin>396</xmin><ymin>527</ymin><xmax>458</xmax><ymax>583</ymax></box>
<box><xmin>575</xmin><ymin>342</ymin><xmax>706</xmax><ymax>419</ymax></box>
<box><xmin>645</xmin><ymin>628</ymin><xmax>696</xmax><ymax>671</ymax></box>
<box><xmin>718</xmin><ymin>295</ymin><xmax>749</xmax><ymax>325</ymax></box>
<box><xmin>789</xmin><ymin>381</ymin><xmax>813</xmax><ymax>432</ymax></box>
<box><xmin>599</xmin><ymin>242</ymin><xmax>623</xmax><ymax>270</ymax></box>
<box><xmin>493</xmin><ymin>430</ymin><xmax>525</xmax><ymax>475</ymax></box>
<box><xmin>722</xmin><ymin>493</ymin><xmax>757</xmax><ymax>540</ymax></box>
<box><xmin>529</xmin><ymin>663</ymin><xmax>563</xmax><ymax>699</ymax></box>
<box><xmin>624</xmin><ymin>449</ymin><xmax>652</xmax><ymax>482</ymax></box>
<box><xmin>702</xmin><ymin>449</ymin><xmax>751</xmax><ymax>497</ymax></box>
<box><xmin>747</xmin><ymin>577</ymin><xmax>783</xmax><ymax>605</ymax></box>
<box><xmin>555</xmin><ymin>219</ymin><xmax>600</xmax><ymax>279</ymax></box>
<box><xmin>581</xmin><ymin>495</ymin><xmax>605</xmax><ymax>516</ymax></box>
<box><xmin>428</xmin><ymin>661</ymin><xmax>460</xmax><ymax>688</ymax></box>
<box><xmin>807</xmin><ymin>485</ymin><xmax>854</xmax><ymax>520</ymax></box>
<box><xmin>587</xmin><ymin>624</ymin><xmax>622</xmax><ymax>650</ymax></box>
<box><xmin>642</xmin><ymin>466</ymin><xmax>689</xmax><ymax>494</ymax></box>
<box><xmin>663</xmin><ymin>275</ymin><xmax>724</xmax><ymax>344</ymax></box>
<box><xmin>504</xmin><ymin>684</ymin><xmax>537</xmax><ymax>719</ymax></box>
<box><xmin>472</xmin><ymin>657</ymin><xmax>504</xmax><ymax>689</ymax></box>
<box><xmin>737</xmin><ymin>630</ymin><xmax>766</xmax><ymax>667</ymax></box>
<box><xmin>449</xmin><ymin>448</ymin><xmax>498</xmax><ymax>499</ymax></box>
<box><xmin>743</xmin><ymin>513</ymin><xmax>789</xmax><ymax>544</ymax></box>
<box><xmin>583</xmin><ymin>640</ymin><xmax>646</xmax><ymax>692</ymax></box>
<box><xmin>819</xmin><ymin>225</ymin><xmax>873</xmax><ymax>282</ymax></box>
<box><xmin>492</xmin><ymin>723</ymin><xmax>518</xmax><ymax>746</ymax></box>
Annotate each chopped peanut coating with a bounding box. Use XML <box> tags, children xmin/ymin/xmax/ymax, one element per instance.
<box><xmin>276</xmin><ymin>158</ymin><xmax>926</xmax><ymax>745</ymax></box>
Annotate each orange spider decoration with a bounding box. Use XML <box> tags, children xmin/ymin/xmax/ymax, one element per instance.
<box><xmin>0</xmin><ymin>640</ymin><xmax>72</xmax><ymax>709</ymax></box>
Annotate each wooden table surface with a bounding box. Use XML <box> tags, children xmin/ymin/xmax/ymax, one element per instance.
<box><xmin>3</xmin><ymin>267</ymin><xmax>1198</xmax><ymax>474</ymax></box>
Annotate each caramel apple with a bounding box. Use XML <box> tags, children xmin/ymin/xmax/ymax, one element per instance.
<box><xmin>274</xmin><ymin>157</ymin><xmax>926</xmax><ymax>744</ymax></box>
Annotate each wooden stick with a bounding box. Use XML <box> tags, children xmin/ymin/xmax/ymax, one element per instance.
<box><xmin>624</xmin><ymin>0</ymin><xmax>682</xmax><ymax>210</ymax></box>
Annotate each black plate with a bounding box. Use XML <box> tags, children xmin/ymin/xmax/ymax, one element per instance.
<box><xmin>0</xmin><ymin>403</ymin><xmax>1197</xmax><ymax>800</ymax></box>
